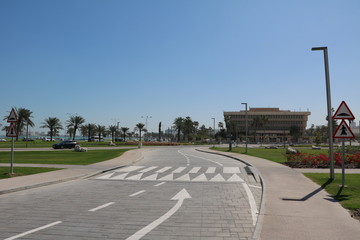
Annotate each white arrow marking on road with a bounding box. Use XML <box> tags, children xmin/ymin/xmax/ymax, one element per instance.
<box><xmin>126</xmin><ymin>188</ymin><xmax>191</xmax><ymax>240</ymax></box>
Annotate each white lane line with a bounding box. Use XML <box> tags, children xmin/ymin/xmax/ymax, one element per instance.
<box><xmin>126</xmin><ymin>189</ymin><xmax>191</xmax><ymax>240</ymax></box>
<box><xmin>206</xmin><ymin>167</ymin><xmax>216</xmax><ymax>173</ymax></box>
<box><xmin>129</xmin><ymin>190</ymin><xmax>146</xmax><ymax>197</ymax></box>
<box><xmin>180</xmin><ymin>152</ymin><xmax>223</xmax><ymax>166</ymax></box>
<box><xmin>172</xmin><ymin>166</ymin><xmax>186</xmax><ymax>173</ymax></box>
<box><xmin>4</xmin><ymin>221</ymin><xmax>62</xmax><ymax>240</ymax></box>
<box><xmin>156</xmin><ymin>166</ymin><xmax>172</xmax><ymax>173</ymax></box>
<box><xmin>177</xmin><ymin>150</ymin><xmax>190</xmax><ymax>166</ymax></box>
<box><xmin>154</xmin><ymin>182</ymin><xmax>165</xmax><ymax>187</ymax></box>
<box><xmin>188</xmin><ymin>167</ymin><xmax>201</xmax><ymax>173</ymax></box>
<box><xmin>242</xmin><ymin>183</ymin><xmax>258</xmax><ymax>226</ymax></box>
<box><xmin>248</xmin><ymin>184</ymin><xmax>262</xmax><ymax>189</ymax></box>
<box><xmin>89</xmin><ymin>202</ymin><xmax>115</xmax><ymax>212</ymax></box>
<box><xmin>223</xmin><ymin>167</ymin><xmax>241</xmax><ymax>173</ymax></box>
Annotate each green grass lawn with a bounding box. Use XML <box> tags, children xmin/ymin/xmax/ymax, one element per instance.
<box><xmin>213</xmin><ymin>146</ymin><xmax>329</xmax><ymax>163</ymax></box>
<box><xmin>304</xmin><ymin>173</ymin><xmax>360</xmax><ymax>212</ymax></box>
<box><xmin>0</xmin><ymin>149</ymin><xmax>130</xmax><ymax>165</ymax></box>
<box><xmin>0</xmin><ymin>167</ymin><xmax>62</xmax><ymax>179</ymax></box>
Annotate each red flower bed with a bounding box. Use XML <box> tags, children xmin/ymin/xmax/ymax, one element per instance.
<box><xmin>285</xmin><ymin>152</ymin><xmax>360</xmax><ymax>168</ymax></box>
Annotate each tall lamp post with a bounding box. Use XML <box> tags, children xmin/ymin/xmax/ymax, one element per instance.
<box><xmin>312</xmin><ymin>46</ymin><xmax>334</xmax><ymax>180</ymax></box>
<box><xmin>142</xmin><ymin>116</ymin><xmax>152</xmax><ymax>140</ymax></box>
<box><xmin>212</xmin><ymin>117</ymin><xmax>215</xmax><ymax>147</ymax></box>
<box><xmin>241</xmin><ymin>103</ymin><xmax>248</xmax><ymax>153</ymax></box>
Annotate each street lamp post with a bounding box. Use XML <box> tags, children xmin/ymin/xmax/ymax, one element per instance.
<box><xmin>241</xmin><ymin>103</ymin><xmax>248</xmax><ymax>153</ymax></box>
<box><xmin>312</xmin><ymin>46</ymin><xmax>334</xmax><ymax>180</ymax></box>
<box><xmin>142</xmin><ymin>116</ymin><xmax>152</xmax><ymax>140</ymax></box>
<box><xmin>212</xmin><ymin>118</ymin><xmax>215</xmax><ymax>147</ymax></box>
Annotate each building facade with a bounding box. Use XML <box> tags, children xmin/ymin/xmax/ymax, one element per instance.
<box><xmin>224</xmin><ymin>108</ymin><xmax>311</xmax><ymax>143</ymax></box>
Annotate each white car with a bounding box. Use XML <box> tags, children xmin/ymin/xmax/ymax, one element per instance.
<box><xmin>0</xmin><ymin>139</ymin><xmax>6</xmax><ymax>142</ymax></box>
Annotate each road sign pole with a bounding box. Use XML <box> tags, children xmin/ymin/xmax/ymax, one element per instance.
<box><xmin>341</xmin><ymin>139</ymin><xmax>345</xmax><ymax>187</ymax></box>
<box><xmin>10</xmin><ymin>137</ymin><xmax>14</xmax><ymax>175</ymax></box>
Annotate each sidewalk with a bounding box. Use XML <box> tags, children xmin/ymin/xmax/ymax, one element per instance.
<box><xmin>0</xmin><ymin>148</ymin><xmax>148</xmax><ymax>195</ymax></box>
<box><xmin>201</xmin><ymin>148</ymin><xmax>360</xmax><ymax>240</ymax></box>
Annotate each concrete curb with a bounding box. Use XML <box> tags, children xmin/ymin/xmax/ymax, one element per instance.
<box><xmin>195</xmin><ymin>148</ymin><xmax>266</xmax><ymax>240</ymax></box>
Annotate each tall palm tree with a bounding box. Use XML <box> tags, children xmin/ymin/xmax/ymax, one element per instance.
<box><xmin>16</xmin><ymin>108</ymin><xmax>35</xmax><ymax>141</ymax></box>
<box><xmin>81</xmin><ymin>123</ymin><xmax>96</xmax><ymax>142</ymax></box>
<box><xmin>136</xmin><ymin>123</ymin><xmax>145</xmax><ymax>142</ymax></box>
<box><xmin>95</xmin><ymin>125</ymin><xmax>106</xmax><ymax>142</ymax></box>
<box><xmin>121</xmin><ymin>127</ymin><xmax>129</xmax><ymax>141</ymax></box>
<box><xmin>40</xmin><ymin>117</ymin><xmax>63</xmax><ymax>141</ymax></box>
<box><xmin>67</xmin><ymin>115</ymin><xmax>85</xmax><ymax>140</ymax></box>
<box><xmin>173</xmin><ymin>117</ymin><xmax>184</xmax><ymax>142</ymax></box>
<box><xmin>108</xmin><ymin>125</ymin><xmax>118</xmax><ymax>142</ymax></box>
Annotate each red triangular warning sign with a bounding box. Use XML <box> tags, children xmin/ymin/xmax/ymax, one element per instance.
<box><xmin>7</xmin><ymin>108</ymin><xmax>18</xmax><ymax>123</ymax></box>
<box><xmin>333</xmin><ymin>101</ymin><xmax>355</xmax><ymax>120</ymax></box>
<box><xmin>6</xmin><ymin>123</ymin><xmax>18</xmax><ymax>137</ymax></box>
<box><xmin>333</xmin><ymin>120</ymin><xmax>355</xmax><ymax>139</ymax></box>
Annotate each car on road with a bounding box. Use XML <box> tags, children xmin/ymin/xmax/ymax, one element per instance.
<box><xmin>52</xmin><ymin>140</ymin><xmax>78</xmax><ymax>149</ymax></box>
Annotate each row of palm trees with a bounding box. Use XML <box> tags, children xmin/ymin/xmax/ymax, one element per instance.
<box><xmin>2</xmin><ymin>108</ymin><xmax>147</xmax><ymax>142</ymax></box>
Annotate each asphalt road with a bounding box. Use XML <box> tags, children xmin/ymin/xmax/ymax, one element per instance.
<box><xmin>0</xmin><ymin>147</ymin><xmax>262</xmax><ymax>240</ymax></box>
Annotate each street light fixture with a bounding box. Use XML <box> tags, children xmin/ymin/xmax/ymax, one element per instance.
<box><xmin>241</xmin><ymin>103</ymin><xmax>248</xmax><ymax>153</ymax></box>
<box><xmin>312</xmin><ymin>46</ymin><xmax>334</xmax><ymax>180</ymax></box>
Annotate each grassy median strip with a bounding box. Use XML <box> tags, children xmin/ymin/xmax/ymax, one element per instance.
<box><xmin>0</xmin><ymin>149</ymin><xmax>130</xmax><ymax>165</ymax></box>
<box><xmin>304</xmin><ymin>173</ymin><xmax>360</xmax><ymax>213</ymax></box>
<box><xmin>0</xmin><ymin>167</ymin><xmax>62</xmax><ymax>179</ymax></box>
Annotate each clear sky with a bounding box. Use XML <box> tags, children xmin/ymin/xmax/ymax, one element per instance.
<box><xmin>1</xmin><ymin>0</ymin><xmax>360</xmax><ymax>134</ymax></box>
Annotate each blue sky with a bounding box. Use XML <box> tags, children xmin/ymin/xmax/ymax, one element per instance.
<box><xmin>1</xmin><ymin>0</ymin><xmax>360</xmax><ymax>134</ymax></box>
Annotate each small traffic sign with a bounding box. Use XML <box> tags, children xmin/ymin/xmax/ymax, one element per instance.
<box><xmin>7</xmin><ymin>108</ymin><xmax>18</xmax><ymax>123</ymax></box>
<box><xmin>6</xmin><ymin>123</ymin><xmax>18</xmax><ymax>137</ymax></box>
<box><xmin>333</xmin><ymin>101</ymin><xmax>355</xmax><ymax>120</ymax></box>
<box><xmin>333</xmin><ymin>120</ymin><xmax>355</xmax><ymax>139</ymax></box>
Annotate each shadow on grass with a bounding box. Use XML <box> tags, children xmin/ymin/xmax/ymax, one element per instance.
<box><xmin>282</xmin><ymin>178</ymin><xmax>333</xmax><ymax>201</ymax></box>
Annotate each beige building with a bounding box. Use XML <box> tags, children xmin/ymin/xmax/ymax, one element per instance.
<box><xmin>224</xmin><ymin>108</ymin><xmax>311</xmax><ymax>143</ymax></box>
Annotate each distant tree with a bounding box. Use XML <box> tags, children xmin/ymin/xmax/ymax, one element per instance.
<box><xmin>67</xmin><ymin>115</ymin><xmax>85</xmax><ymax>140</ymax></box>
<box><xmin>136</xmin><ymin>123</ymin><xmax>145</xmax><ymax>142</ymax></box>
<box><xmin>173</xmin><ymin>117</ymin><xmax>184</xmax><ymax>142</ymax></box>
<box><xmin>41</xmin><ymin>117</ymin><xmax>63</xmax><ymax>141</ymax></box>
<box><xmin>121</xmin><ymin>127</ymin><xmax>129</xmax><ymax>141</ymax></box>
<box><xmin>290</xmin><ymin>125</ymin><xmax>301</xmax><ymax>143</ymax></box>
<box><xmin>81</xmin><ymin>123</ymin><xmax>96</xmax><ymax>142</ymax></box>
<box><xmin>95</xmin><ymin>125</ymin><xmax>106</xmax><ymax>142</ymax></box>
<box><xmin>108</xmin><ymin>125</ymin><xmax>118</xmax><ymax>142</ymax></box>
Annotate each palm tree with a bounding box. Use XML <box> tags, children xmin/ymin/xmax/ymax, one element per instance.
<box><xmin>108</xmin><ymin>125</ymin><xmax>118</xmax><ymax>142</ymax></box>
<box><xmin>67</xmin><ymin>115</ymin><xmax>85</xmax><ymax>140</ymax></box>
<box><xmin>121</xmin><ymin>127</ymin><xmax>129</xmax><ymax>141</ymax></box>
<box><xmin>40</xmin><ymin>117</ymin><xmax>63</xmax><ymax>141</ymax></box>
<box><xmin>16</xmin><ymin>108</ymin><xmax>35</xmax><ymax>141</ymax></box>
<box><xmin>81</xmin><ymin>123</ymin><xmax>96</xmax><ymax>142</ymax></box>
<box><xmin>136</xmin><ymin>123</ymin><xmax>145</xmax><ymax>142</ymax></box>
<box><xmin>95</xmin><ymin>125</ymin><xmax>106</xmax><ymax>142</ymax></box>
<box><xmin>173</xmin><ymin>117</ymin><xmax>184</xmax><ymax>142</ymax></box>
